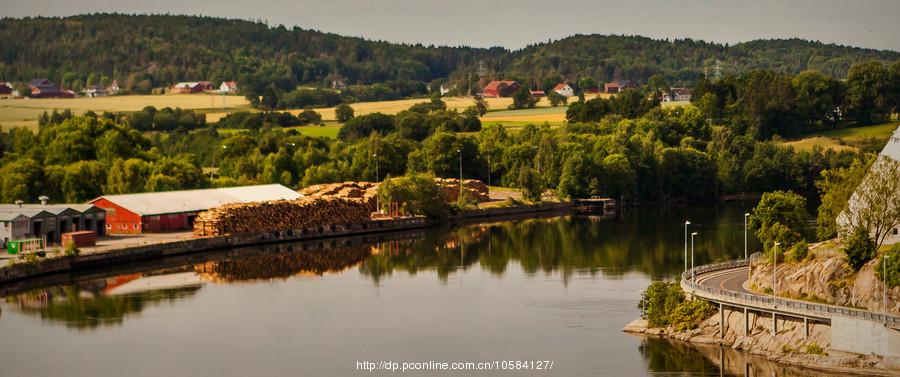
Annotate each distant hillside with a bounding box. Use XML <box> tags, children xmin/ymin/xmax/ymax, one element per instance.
<box><xmin>0</xmin><ymin>14</ymin><xmax>897</xmax><ymax>97</ymax></box>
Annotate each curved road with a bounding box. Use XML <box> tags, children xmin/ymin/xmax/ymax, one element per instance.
<box><xmin>694</xmin><ymin>266</ymin><xmax>751</xmax><ymax>294</ymax></box>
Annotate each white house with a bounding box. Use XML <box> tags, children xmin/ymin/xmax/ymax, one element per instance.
<box><xmin>662</xmin><ymin>87</ymin><xmax>692</xmax><ymax>102</ymax></box>
<box><xmin>553</xmin><ymin>83</ymin><xmax>575</xmax><ymax>97</ymax></box>
<box><xmin>837</xmin><ymin>124</ymin><xmax>900</xmax><ymax>245</ymax></box>
<box><xmin>219</xmin><ymin>81</ymin><xmax>238</xmax><ymax>94</ymax></box>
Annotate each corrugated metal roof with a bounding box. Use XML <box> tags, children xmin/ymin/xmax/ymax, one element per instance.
<box><xmin>0</xmin><ymin>204</ymin><xmax>102</xmax><ymax>216</ymax></box>
<box><xmin>92</xmin><ymin>184</ymin><xmax>301</xmax><ymax>216</ymax></box>
<box><xmin>0</xmin><ymin>208</ymin><xmax>55</xmax><ymax>221</ymax></box>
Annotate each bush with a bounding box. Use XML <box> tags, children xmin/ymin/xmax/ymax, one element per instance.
<box><xmin>804</xmin><ymin>343</ymin><xmax>827</xmax><ymax>355</ymax></box>
<box><xmin>638</xmin><ymin>281</ymin><xmax>715</xmax><ymax>330</ymax></box>
<box><xmin>669</xmin><ymin>299</ymin><xmax>715</xmax><ymax>331</ymax></box>
<box><xmin>64</xmin><ymin>242</ymin><xmax>80</xmax><ymax>257</ymax></box>
<box><xmin>335</xmin><ymin>104</ymin><xmax>355</xmax><ymax>123</ymax></box>
<box><xmin>876</xmin><ymin>244</ymin><xmax>900</xmax><ymax>288</ymax></box>
<box><xmin>788</xmin><ymin>240</ymin><xmax>809</xmax><ymax>262</ymax></box>
<box><xmin>377</xmin><ymin>173</ymin><xmax>449</xmax><ymax>218</ymax></box>
<box><xmin>844</xmin><ymin>226</ymin><xmax>876</xmax><ymax>271</ymax></box>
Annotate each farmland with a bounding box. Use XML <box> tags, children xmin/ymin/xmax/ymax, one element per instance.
<box><xmin>782</xmin><ymin>120</ymin><xmax>899</xmax><ymax>152</ymax></box>
<box><xmin>0</xmin><ymin>94</ymin><xmax>250</xmax><ymax>130</ymax></box>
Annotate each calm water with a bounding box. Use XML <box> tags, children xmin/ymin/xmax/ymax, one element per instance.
<box><xmin>0</xmin><ymin>204</ymin><xmax>835</xmax><ymax>376</ymax></box>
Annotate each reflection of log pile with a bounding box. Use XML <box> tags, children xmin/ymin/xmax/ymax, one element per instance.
<box><xmin>434</xmin><ymin>178</ymin><xmax>490</xmax><ymax>202</ymax></box>
<box><xmin>194</xmin><ymin>245</ymin><xmax>371</xmax><ymax>283</ymax></box>
<box><xmin>193</xmin><ymin>197</ymin><xmax>375</xmax><ymax>236</ymax></box>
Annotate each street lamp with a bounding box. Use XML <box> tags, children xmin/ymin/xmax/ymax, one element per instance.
<box><xmin>691</xmin><ymin>232</ymin><xmax>698</xmax><ymax>288</ymax></box>
<box><xmin>684</xmin><ymin>220</ymin><xmax>691</xmax><ymax>273</ymax></box>
<box><xmin>211</xmin><ymin>145</ymin><xmax>227</xmax><ymax>180</ymax></box>
<box><xmin>744</xmin><ymin>213</ymin><xmax>750</xmax><ymax>259</ymax></box>
<box><xmin>773</xmin><ymin>242</ymin><xmax>780</xmax><ymax>297</ymax></box>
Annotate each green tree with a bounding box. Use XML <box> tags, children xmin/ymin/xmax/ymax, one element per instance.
<box><xmin>815</xmin><ymin>156</ymin><xmax>873</xmax><ymax>240</ymax></box>
<box><xmin>473</xmin><ymin>95</ymin><xmax>488</xmax><ymax>116</ymax></box>
<box><xmin>844</xmin><ymin>226</ymin><xmax>876</xmax><ymax>271</ymax></box>
<box><xmin>335</xmin><ymin>104</ymin><xmax>355</xmax><ymax>123</ymax></box>
<box><xmin>547</xmin><ymin>91</ymin><xmax>567</xmax><ymax>107</ymax></box>
<box><xmin>509</xmin><ymin>86</ymin><xmax>537</xmax><ymax>110</ymax></box>
<box><xmin>845</xmin><ymin>61</ymin><xmax>892</xmax><ymax>125</ymax></box>
<box><xmin>377</xmin><ymin>173</ymin><xmax>448</xmax><ymax>217</ymax></box>
<box><xmin>876</xmin><ymin>245</ymin><xmax>900</xmax><ymax>288</ymax></box>
<box><xmin>104</xmin><ymin>159</ymin><xmax>151</xmax><ymax>194</ymax></box>
<box><xmin>839</xmin><ymin>158</ymin><xmax>900</xmax><ymax>249</ymax></box>
<box><xmin>792</xmin><ymin>70</ymin><xmax>844</xmax><ymax>130</ymax></box>
<box><xmin>749</xmin><ymin>190</ymin><xmax>808</xmax><ymax>253</ymax></box>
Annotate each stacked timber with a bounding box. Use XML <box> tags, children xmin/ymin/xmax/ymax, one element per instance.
<box><xmin>299</xmin><ymin>181</ymin><xmax>379</xmax><ymax>207</ymax></box>
<box><xmin>193</xmin><ymin>197</ymin><xmax>374</xmax><ymax>237</ymax></box>
<box><xmin>433</xmin><ymin>178</ymin><xmax>491</xmax><ymax>202</ymax></box>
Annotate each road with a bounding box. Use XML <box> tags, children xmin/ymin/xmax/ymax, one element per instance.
<box><xmin>694</xmin><ymin>266</ymin><xmax>751</xmax><ymax>294</ymax></box>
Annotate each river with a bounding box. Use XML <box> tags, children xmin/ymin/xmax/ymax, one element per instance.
<box><xmin>0</xmin><ymin>204</ymin><xmax>840</xmax><ymax>376</ymax></box>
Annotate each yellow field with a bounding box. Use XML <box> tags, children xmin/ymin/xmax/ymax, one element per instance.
<box><xmin>782</xmin><ymin>121</ymin><xmax>898</xmax><ymax>152</ymax></box>
<box><xmin>0</xmin><ymin>94</ymin><xmax>250</xmax><ymax>130</ymax></box>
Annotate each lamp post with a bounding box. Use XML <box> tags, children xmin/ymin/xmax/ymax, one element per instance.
<box><xmin>457</xmin><ymin>149</ymin><xmax>462</xmax><ymax>202</ymax></box>
<box><xmin>773</xmin><ymin>242</ymin><xmax>780</xmax><ymax>297</ymax></box>
<box><xmin>691</xmin><ymin>232</ymin><xmax>698</xmax><ymax>288</ymax></box>
<box><xmin>211</xmin><ymin>145</ymin><xmax>226</xmax><ymax>180</ymax></box>
<box><xmin>744</xmin><ymin>213</ymin><xmax>749</xmax><ymax>259</ymax></box>
<box><xmin>684</xmin><ymin>220</ymin><xmax>691</xmax><ymax>273</ymax></box>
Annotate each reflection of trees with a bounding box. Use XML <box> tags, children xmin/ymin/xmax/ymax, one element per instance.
<box><xmin>359</xmin><ymin>204</ymin><xmax>762</xmax><ymax>283</ymax></box>
<box><xmin>194</xmin><ymin>245</ymin><xmax>371</xmax><ymax>283</ymax></box>
<box><xmin>638</xmin><ymin>336</ymin><xmax>719</xmax><ymax>375</ymax></box>
<box><xmin>8</xmin><ymin>285</ymin><xmax>200</xmax><ymax>330</ymax></box>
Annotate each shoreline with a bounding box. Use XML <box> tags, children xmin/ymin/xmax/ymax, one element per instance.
<box><xmin>623</xmin><ymin>317</ymin><xmax>900</xmax><ymax>376</ymax></box>
<box><xmin>0</xmin><ymin>202</ymin><xmax>572</xmax><ymax>285</ymax></box>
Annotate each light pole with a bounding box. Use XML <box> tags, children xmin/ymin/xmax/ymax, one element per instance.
<box><xmin>457</xmin><ymin>149</ymin><xmax>462</xmax><ymax>201</ymax></box>
<box><xmin>773</xmin><ymin>242</ymin><xmax>780</xmax><ymax>297</ymax></box>
<box><xmin>684</xmin><ymin>220</ymin><xmax>691</xmax><ymax>273</ymax></box>
<box><xmin>691</xmin><ymin>232</ymin><xmax>698</xmax><ymax>288</ymax></box>
<box><xmin>744</xmin><ymin>213</ymin><xmax>749</xmax><ymax>259</ymax></box>
<box><xmin>373</xmin><ymin>153</ymin><xmax>379</xmax><ymax>213</ymax></box>
<box><xmin>211</xmin><ymin>145</ymin><xmax>226</xmax><ymax>180</ymax></box>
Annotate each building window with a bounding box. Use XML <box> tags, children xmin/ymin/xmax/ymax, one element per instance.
<box><xmin>106</xmin><ymin>223</ymin><xmax>111</xmax><ymax>229</ymax></box>
<box><xmin>894</xmin><ymin>228</ymin><xmax>899</xmax><ymax>236</ymax></box>
<box><xmin>133</xmin><ymin>223</ymin><xmax>139</xmax><ymax>230</ymax></box>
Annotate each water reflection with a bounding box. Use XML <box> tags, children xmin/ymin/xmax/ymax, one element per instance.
<box><xmin>194</xmin><ymin>244</ymin><xmax>371</xmax><ymax>283</ymax></box>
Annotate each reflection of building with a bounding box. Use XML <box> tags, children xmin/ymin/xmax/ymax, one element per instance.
<box><xmin>91</xmin><ymin>184</ymin><xmax>300</xmax><ymax>234</ymax></box>
<box><xmin>102</xmin><ymin>272</ymin><xmax>202</xmax><ymax>295</ymax></box>
<box><xmin>0</xmin><ymin>203</ymin><xmax>106</xmax><ymax>246</ymax></box>
<box><xmin>838</xmin><ymin>125</ymin><xmax>900</xmax><ymax>245</ymax></box>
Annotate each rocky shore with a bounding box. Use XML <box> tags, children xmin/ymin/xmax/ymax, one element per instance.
<box><xmin>624</xmin><ymin>308</ymin><xmax>898</xmax><ymax>375</ymax></box>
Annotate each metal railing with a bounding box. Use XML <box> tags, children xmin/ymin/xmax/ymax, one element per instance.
<box><xmin>683</xmin><ymin>260</ymin><xmax>900</xmax><ymax>327</ymax></box>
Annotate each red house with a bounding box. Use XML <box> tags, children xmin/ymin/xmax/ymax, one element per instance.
<box><xmin>171</xmin><ymin>81</ymin><xmax>214</xmax><ymax>94</ymax></box>
<box><xmin>482</xmin><ymin>80</ymin><xmax>520</xmax><ymax>98</ymax></box>
<box><xmin>90</xmin><ymin>184</ymin><xmax>301</xmax><ymax>234</ymax></box>
<box><xmin>604</xmin><ymin>80</ymin><xmax>637</xmax><ymax>93</ymax></box>
<box><xmin>28</xmin><ymin>79</ymin><xmax>74</xmax><ymax>98</ymax></box>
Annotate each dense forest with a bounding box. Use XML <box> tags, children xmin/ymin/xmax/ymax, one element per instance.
<box><xmin>1</xmin><ymin>14</ymin><xmax>898</xmax><ymax>105</ymax></box>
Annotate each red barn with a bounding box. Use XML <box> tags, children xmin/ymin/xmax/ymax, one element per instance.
<box><xmin>90</xmin><ymin>184</ymin><xmax>301</xmax><ymax>234</ymax></box>
<box><xmin>604</xmin><ymin>80</ymin><xmax>637</xmax><ymax>93</ymax></box>
<box><xmin>28</xmin><ymin>78</ymin><xmax>74</xmax><ymax>98</ymax></box>
<box><xmin>171</xmin><ymin>81</ymin><xmax>214</xmax><ymax>94</ymax></box>
<box><xmin>482</xmin><ymin>80</ymin><xmax>520</xmax><ymax>98</ymax></box>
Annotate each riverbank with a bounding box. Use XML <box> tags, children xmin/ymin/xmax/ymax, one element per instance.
<box><xmin>0</xmin><ymin>202</ymin><xmax>571</xmax><ymax>284</ymax></box>
<box><xmin>623</xmin><ymin>315</ymin><xmax>899</xmax><ymax>375</ymax></box>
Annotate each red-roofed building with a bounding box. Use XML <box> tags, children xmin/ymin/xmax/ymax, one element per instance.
<box><xmin>482</xmin><ymin>80</ymin><xmax>520</xmax><ymax>98</ymax></box>
<box><xmin>219</xmin><ymin>81</ymin><xmax>239</xmax><ymax>94</ymax></box>
<box><xmin>604</xmin><ymin>80</ymin><xmax>637</xmax><ymax>93</ymax></box>
<box><xmin>171</xmin><ymin>81</ymin><xmax>215</xmax><ymax>94</ymax></box>
<box><xmin>552</xmin><ymin>83</ymin><xmax>574</xmax><ymax>97</ymax></box>
<box><xmin>0</xmin><ymin>82</ymin><xmax>12</xmax><ymax>95</ymax></box>
<box><xmin>530</xmin><ymin>90</ymin><xmax>545</xmax><ymax>97</ymax></box>
<box><xmin>28</xmin><ymin>79</ymin><xmax>74</xmax><ymax>98</ymax></box>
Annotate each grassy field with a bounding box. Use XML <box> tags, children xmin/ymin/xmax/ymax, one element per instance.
<box><xmin>783</xmin><ymin>121</ymin><xmax>899</xmax><ymax>152</ymax></box>
<box><xmin>0</xmin><ymin>94</ymin><xmax>250</xmax><ymax>130</ymax></box>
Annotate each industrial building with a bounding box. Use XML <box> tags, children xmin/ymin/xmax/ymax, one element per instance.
<box><xmin>0</xmin><ymin>203</ymin><xmax>107</xmax><ymax>247</ymax></box>
<box><xmin>90</xmin><ymin>184</ymin><xmax>301</xmax><ymax>234</ymax></box>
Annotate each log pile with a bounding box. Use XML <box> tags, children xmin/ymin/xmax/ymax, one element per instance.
<box><xmin>193</xmin><ymin>197</ymin><xmax>374</xmax><ymax>237</ymax></box>
<box><xmin>299</xmin><ymin>181</ymin><xmax>379</xmax><ymax>207</ymax></box>
<box><xmin>433</xmin><ymin>178</ymin><xmax>491</xmax><ymax>202</ymax></box>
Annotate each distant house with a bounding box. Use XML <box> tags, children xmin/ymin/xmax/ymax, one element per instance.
<box><xmin>482</xmin><ymin>80</ymin><xmax>520</xmax><ymax>98</ymax></box>
<box><xmin>440</xmin><ymin>84</ymin><xmax>452</xmax><ymax>96</ymax></box>
<box><xmin>331</xmin><ymin>80</ymin><xmax>347</xmax><ymax>91</ymax></box>
<box><xmin>0</xmin><ymin>82</ymin><xmax>12</xmax><ymax>95</ymax></box>
<box><xmin>661</xmin><ymin>87</ymin><xmax>692</xmax><ymax>102</ymax></box>
<box><xmin>219</xmin><ymin>81</ymin><xmax>239</xmax><ymax>94</ymax></box>
<box><xmin>171</xmin><ymin>81</ymin><xmax>214</xmax><ymax>94</ymax></box>
<box><xmin>28</xmin><ymin>79</ymin><xmax>74</xmax><ymax>98</ymax></box>
<box><xmin>529</xmin><ymin>90</ymin><xmax>546</xmax><ymax>97</ymax></box>
<box><xmin>604</xmin><ymin>80</ymin><xmax>637</xmax><ymax>93</ymax></box>
<box><xmin>552</xmin><ymin>83</ymin><xmax>574</xmax><ymax>97</ymax></box>
<box><xmin>107</xmin><ymin>80</ymin><xmax>121</xmax><ymax>95</ymax></box>
<box><xmin>82</xmin><ymin>84</ymin><xmax>108</xmax><ymax>98</ymax></box>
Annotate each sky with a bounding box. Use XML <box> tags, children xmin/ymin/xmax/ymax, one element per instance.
<box><xmin>2</xmin><ymin>0</ymin><xmax>899</xmax><ymax>51</ymax></box>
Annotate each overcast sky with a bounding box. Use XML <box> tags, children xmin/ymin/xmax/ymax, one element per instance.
<box><xmin>2</xmin><ymin>0</ymin><xmax>899</xmax><ymax>51</ymax></box>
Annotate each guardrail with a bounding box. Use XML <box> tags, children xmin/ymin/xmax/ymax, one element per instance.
<box><xmin>683</xmin><ymin>259</ymin><xmax>900</xmax><ymax>327</ymax></box>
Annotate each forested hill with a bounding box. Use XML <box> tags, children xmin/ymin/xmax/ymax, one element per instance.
<box><xmin>1</xmin><ymin>14</ymin><xmax>898</xmax><ymax>97</ymax></box>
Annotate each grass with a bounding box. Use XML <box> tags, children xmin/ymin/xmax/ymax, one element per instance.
<box><xmin>0</xmin><ymin>94</ymin><xmax>250</xmax><ymax>130</ymax></box>
<box><xmin>782</xmin><ymin>120</ymin><xmax>898</xmax><ymax>152</ymax></box>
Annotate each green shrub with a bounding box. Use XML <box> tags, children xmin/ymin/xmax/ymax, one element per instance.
<box><xmin>876</xmin><ymin>244</ymin><xmax>900</xmax><ymax>288</ymax></box>
<box><xmin>788</xmin><ymin>240</ymin><xmax>809</xmax><ymax>262</ymax></box>
<box><xmin>669</xmin><ymin>299</ymin><xmax>715</xmax><ymax>331</ymax></box>
<box><xmin>805</xmin><ymin>343</ymin><xmax>827</xmax><ymax>355</ymax></box>
<box><xmin>638</xmin><ymin>281</ymin><xmax>684</xmax><ymax>327</ymax></box>
<box><xmin>64</xmin><ymin>242</ymin><xmax>80</xmax><ymax>257</ymax></box>
<box><xmin>844</xmin><ymin>227</ymin><xmax>876</xmax><ymax>271</ymax></box>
